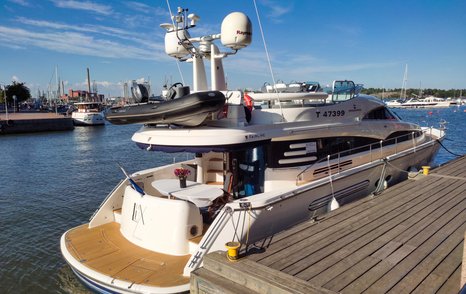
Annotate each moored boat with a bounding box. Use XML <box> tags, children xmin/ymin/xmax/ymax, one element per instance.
<box><xmin>71</xmin><ymin>102</ymin><xmax>105</xmax><ymax>126</ymax></box>
<box><xmin>386</xmin><ymin>96</ymin><xmax>453</xmax><ymax>108</ymax></box>
<box><xmin>61</xmin><ymin>6</ymin><xmax>445</xmax><ymax>293</ymax></box>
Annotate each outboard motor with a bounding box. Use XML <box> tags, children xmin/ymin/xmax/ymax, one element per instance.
<box><xmin>131</xmin><ymin>81</ymin><xmax>149</xmax><ymax>103</ymax></box>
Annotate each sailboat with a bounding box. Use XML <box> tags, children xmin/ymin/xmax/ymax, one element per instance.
<box><xmin>385</xmin><ymin>64</ymin><xmax>408</xmax><ymax>107</ymax></box>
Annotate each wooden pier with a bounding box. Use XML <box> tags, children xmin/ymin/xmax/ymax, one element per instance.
<box><xmin>0</xmin><ymin>112</ymin><xmax>74</xmax><ymax>134</ymax></box>
<box><xmin>191</xmin><ymin>156</ymin><xmax>466</xmax><ymax>293</ymax></box>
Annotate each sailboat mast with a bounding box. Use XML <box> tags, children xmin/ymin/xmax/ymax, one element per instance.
<box><xmin>400</xmin><ymin>64</ymin><xmax>408</xmax><ymax>100</ymax></box>
<box><xmin>87</xmin><ymin>67</ymin><xmax>91</xmax><ymax>101</ymax></box>
<box><xmin>55</xmin><ymin>65</ymin><xmax>60</xmax><ymax>102</ymax></box>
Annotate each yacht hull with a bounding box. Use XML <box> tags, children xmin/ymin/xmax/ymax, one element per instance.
<box><xmin>72</xmin><ymin>112</ymin><xmax>105</xmax><ymax>126</ymax></box>
<box><xmin>61</xmin><ymin>136</ymin><xmax>442</xmax><ymax>293</ymax></box>
<box><xmin>189</xmin><ymin>138</ymin><xmax>442</xmax><ymax>257</ymax></box>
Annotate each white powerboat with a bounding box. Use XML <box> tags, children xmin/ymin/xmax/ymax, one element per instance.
<box><xmin>386</xmin><ymin>96</ymin><xmax>453</xmax><ymax>108</ymax></box>
<box><xmin>385</xmin><ymin>99</ymin><xmax>405</xmax><ymax>107</ymax></box>
<box><xmin>72</xmin><ymin>102</ymin><xmax>105</xmax><ymax>126</ymax></box>
<box><xmin>61</xmin><ymin>7</ymin><xmax>444</xmax><ymax>293</ymax></box>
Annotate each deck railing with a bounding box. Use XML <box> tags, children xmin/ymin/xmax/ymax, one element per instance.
<box><xmin>296</xmin><ymin>129</ymin><xmax>432</xmax><ymax>184</ymax></box>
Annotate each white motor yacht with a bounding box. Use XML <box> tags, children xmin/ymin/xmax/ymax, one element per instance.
<box><xmin>61</xmin><ymin>7</ymin><xmax>444</xmax><ymax>293</ymax></box>
<box><xmin>72</xmin><ymin>102</ymin><xmax>105</xmax><ymax>126</ymax></box>
<box><xmin>386</xmin><ymin>96</ymin><xmax>452</xmax><ymax>108</ymax></box>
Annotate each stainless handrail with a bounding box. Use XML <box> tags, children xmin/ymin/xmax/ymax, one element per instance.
<box><xmin>295</xmin><ymin>130</ymin><xmax>426</xmax><ymax>184</ymax></box>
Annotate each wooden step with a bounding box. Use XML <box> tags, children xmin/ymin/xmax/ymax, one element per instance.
<box><xmin>191</xmin><ymin>267</ymin><xmax>257</xmax><ymax>294</ymax></box>
<box><xmin>200</xmin><ymin>251</ymin><xmax>333</xmax><ymax>293</ymax></box>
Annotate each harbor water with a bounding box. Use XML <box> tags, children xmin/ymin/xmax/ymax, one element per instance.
<box><xmin>0</xmin><ymin>106</ymin><xmax>465</xmax><ymax>293</ymax></box>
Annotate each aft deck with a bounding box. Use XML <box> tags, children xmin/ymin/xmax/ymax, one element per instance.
<box><xmin>63</xmin><ymin>222</ymin><xmax>190</xmax><ymax>288</ymax></box>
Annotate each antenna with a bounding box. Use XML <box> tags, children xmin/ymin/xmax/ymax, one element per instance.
<box><xmin>165</xmin><ymin>0</ymin><xmax>186</xmax><ymax>84</ymax></box>
<box><xmin>161</xmin><ymin>5</ymin><xmax>252</xmax><ymax>91</ymax></box>
<box><xmin>253</xmin><ymin>0</ymin><xmax>284</xmax><ymax>120</ymax></box>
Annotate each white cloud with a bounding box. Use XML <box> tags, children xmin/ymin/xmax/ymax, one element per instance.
<box><xmin>95</xmin><ymin>81</ymin><xmax>113</xmax><ymax>87</ymax></box>
<box><xmin>222</xmin><ymin>47</ymin><xmax>398</xmax><ymax>89</ymax></box>
<box><xmin>0</xmin><ymin>25</ymin><xmax>168</xmax><ymax>61</ymax></box>
<box><xmin>273</xmin><ymin>60</ymin><xmax>398</xmax><ymax>81</ymax></box>
<box><xmin>8</xmin><ymin>0</ymin><xmax>31</xmax><ymax>7</ymax></box>
<box><xmin>125</xmin><ymin>1</ymin><xmax>166</xmax><ymax>16</ymax></box>
<box><xmin>258</xmin><ymin>0</ymin><xmax>292</xmax><ymax>23</ymax></box>
<box><xmin>0</xmin><ymin>42</ymin><xmax>25</xmax><ymax>50</ymax></box>
<box><xmin>12</xmin><ymin>75</ymin><xmax>20</xmax><ymax>82</ymax></box>
<box><xmin>50</xmin><ymin>0</ymin><xmax>113</xmax><ymax>16</ymax></box>
<box><xmin>135</xmin><ymin>77</ymin><xmax>148</xmax><ymax>84</ymax></box>
<box><xmin>15</xmin><ymin>17</ymin><xmax>164</xmax><ymax>47</ymax></box>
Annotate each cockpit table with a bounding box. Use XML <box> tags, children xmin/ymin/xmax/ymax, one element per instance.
<box><xmin>152</xmin><ymin>179</ymin><xmax>224</xmax><ymax>207</ymax></box>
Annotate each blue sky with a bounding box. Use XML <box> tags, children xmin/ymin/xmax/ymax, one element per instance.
<box><xmin>0</xmin><ymin>0</ymin><xmax>465</xmax><ymax>97</ymax></box>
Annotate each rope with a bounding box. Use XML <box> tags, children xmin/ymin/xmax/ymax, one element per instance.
<box><xmin>245</xmin><ymin>206</ymin><xmax>252</xmax><ymax>247</ymax></box>
<box><xmin>385</xmin><ymin>160</ymin><xmax>420</xmax><ymax>179</ymax></box>
<box><xmin>437</xmin><ymin>139</ymin><xmax>462</xmax><ymax>157</ymax></box>
<box><xmin>252</xmin><ymin>0</ymin><xmax>284</xmax><ymax>121</ymax></box>
<box><xmin>327</xmin><ymin>155</ymin><xmax>339</xmax><ymax>210</ymax></box>
<box><xmin>373</xmin><ymin>159</ymin><xmax>388</xmax><ymax>195</ymax></box>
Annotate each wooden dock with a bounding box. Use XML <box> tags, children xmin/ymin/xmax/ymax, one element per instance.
<box><xmin>0</xmin><ymin>112</ymin><xmax>74</xmax><ymax>134</ymax></box>
<box><xmin>191</xmin><ymin>155</ymin><xmax>466</xmax><ymax>293</ymax></box>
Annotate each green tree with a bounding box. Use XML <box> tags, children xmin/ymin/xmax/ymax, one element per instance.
<box><xmin>5</xmin><ymin>81</ymin><xmax>31</xmax><ymax>111</ymax></box>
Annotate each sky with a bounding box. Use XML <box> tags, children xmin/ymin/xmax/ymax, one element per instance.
<box><xmin>0</xmin><ymin>0</ymin><xmax>465</xmax><ymax>97</ymax></box>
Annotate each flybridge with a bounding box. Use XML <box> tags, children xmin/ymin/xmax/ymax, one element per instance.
<box><xmin>160</xmin><ymin>7</ymin><xmax>252</xmax><ymax>92</ymax></box>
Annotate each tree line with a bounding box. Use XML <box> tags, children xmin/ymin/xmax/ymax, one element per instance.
<box><xmin>0</xmin><ymin>82</ymin><xmax>32</xmax><ymax>110</ymax></box>
<box><xmin>361</xmin><ymin>88</ymin><xmax>466</xmax><ymax>99</ymax></box>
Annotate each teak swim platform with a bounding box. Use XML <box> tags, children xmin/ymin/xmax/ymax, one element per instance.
<box><xmin>64</xmin><ymin>222</ymin><xmax>191</xmax><ymax>288</ymax></box>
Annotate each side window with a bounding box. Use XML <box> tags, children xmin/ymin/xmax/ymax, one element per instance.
<box><xmin>363</xmin><ymin>107</ymin><xmax>396</xmax><ymax>120</ymax></box>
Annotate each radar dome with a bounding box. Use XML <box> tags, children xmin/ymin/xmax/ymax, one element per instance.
<box><xmin>164</xmin><ymin>29</ymin><xmax>191</xmax><ymax>58</ymax></box>
<box><xmin>221</xmin><ymin>12</ymin><xmax>252</xmax><ymax>50</ymax></box>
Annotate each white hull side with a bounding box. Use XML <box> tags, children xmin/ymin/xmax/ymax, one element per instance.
<box><xmin>184</xmin><ymin>137</ymin><xmax>441</xmax><ymax>273</ymax></box>
<box><xmin>72</xmin><ymin>112</ymin><xmax>105</xmax><ymax>126</ymax></box>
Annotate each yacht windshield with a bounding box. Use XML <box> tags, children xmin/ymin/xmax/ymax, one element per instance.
<box><xmin>331</xmin><ymin>80</ymin><xmax>360</xmax><ymax>102</ymax></box>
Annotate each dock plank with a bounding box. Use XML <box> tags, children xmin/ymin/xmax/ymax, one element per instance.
<box><xmin>388</xmin><ymin>223</ymin><xmax>466</xmax><ymax>293</ymax></box>
<box><xmin>268</xmin><ymin>177</ymin><xmax>456</xmax><ymax>273</ymax></box>
<box><xmin>409</xmin><ymin>241</ymin><xmax>463</xmax><ymax>294</ymax></box>
<box><xmin>243</xmin><ymin>156</ymin><xmax>466</xmax><ymax>294</ymax></box>
<box><xmin>321</xmin><ymin>185</ymin><xmax>465</xmax><ymax>292</ymax></box>
<box><xmin>255</xmin><ymin>176</ymin><xmax>449</xmax><ymax>268</ymax></box>
<box><xmin>249</xmin><ymin>178</ymin><xmax>418</xmax><ymax>262</ymax></box>
<box><xmin>341</xmin><ymin>185</ymin><xmax>466</xmax><ymax>293</ymax></box>
<box><xmin>363</xmin><ymin>206</ymin><xmax>466</xmax><ymax>293</ymax></box>
<box><xmin>436</xmin><ymin>264</ymin><xmax>462</xmax><ymax>294</ymax></box>
<box><xmin>303</xmin><ymin>181</ymin><xmax>466</xmax><ymax>288</ymax></box>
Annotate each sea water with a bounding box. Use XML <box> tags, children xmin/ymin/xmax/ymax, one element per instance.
<box><xmin>0</xmin><ymin>106</ymin><xmax>464</xmax><ymax>293</ymax></box>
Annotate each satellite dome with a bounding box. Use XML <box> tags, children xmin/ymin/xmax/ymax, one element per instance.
<box><xmin>221</xmin><ymin>12</ymin><xmax>252</xmax><ymax>50</ymax></box>
<box><xmin>164</xmin><ymin>29</ymin><xmax>191</xmax><ymax>58</ymax></box>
